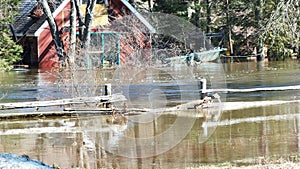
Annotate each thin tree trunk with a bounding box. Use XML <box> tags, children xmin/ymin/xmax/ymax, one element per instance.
<box><xmin>206</xmin><ymin>0</ymin><xmax>211</xmax><ymax>46</ymax></box>
<box><xmin>148</xmin><ymin>0</ymin><xmax>153</xmax><ymax>11</ymax></box>
<box><xmin>226</xmin><ymin>0</ymin><xmax>233</xmax><ymax>55</ymax></box>
<box><xmin>69</xmin><ymin>0</ymin><xmax>77</xmax><ymax>67</ymax></box>
<box><xmin>82</xmin><ymin>0</ymin><xmax>97</xmax><ymax>49</ymax></box>
<box><xmin>38</xmin><ymin>0</ymin><xmax>66</xmax><ymax>65</ymax></box>
<box><xmin>206</xmin><ymin>0</ymin><xmax>211</xmax><ymax>34</ymax></box>
<box><xmin>297</xmin><ymin>0</ymin><xmax>300</xmax><ymax>59</ymax></box>
<box><xmin>195</xmin><ymin>0</ymin><xmax>200</xmax><ymax>27</ymax></box>
<box><xmin>74</xmin><ymin>0</ymin><xmax>85</xmax><ymax>41</ymax></box>
<box><xmin>255</xmin><ymin>0</ymin><xmax>263</xmax><ymax>61</ymax></box>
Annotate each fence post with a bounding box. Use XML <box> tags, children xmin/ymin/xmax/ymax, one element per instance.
<box><xmin>104</xmin><ymin>84</ymin><xmax>111</xmax><ymax>96</ymax></box>
<box><xmin>200</xmin><ymin>78</ymin><xmax>207</xmax><ymax>100</ymax></box>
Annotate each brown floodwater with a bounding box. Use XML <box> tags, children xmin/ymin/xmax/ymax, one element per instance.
<box><xmin>0</xmin><ymin>60</ymin><xmax>300</xmax><ymax>168</ymax></box>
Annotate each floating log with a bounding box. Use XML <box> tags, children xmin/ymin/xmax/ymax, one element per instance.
<box><xmin>0</xmin><ymin>94</ymin><xmax>126</xmax><ymax>110</ymax></box>
<box><xmin>0</xmin><ymin>90</ymin><xmax>218</xmax><ymax>119</ymax></box>
<box><xmin>0</xmin><ymin>100</ymin><xmax>213</xmax><ymax>119</ymax></box>
<box><xmin>2</xmin><ymin>99</ymin><xmax>296</xmax><ymax>119</ymax></box>
<box><xmin>0</xmin><ymin>126</ymin><xmax>79</xmax><ymax>135</ymax></box>
<box><xmin>0</xmin><ymin>111</ymin><xmax>75</xmax><ymax>119</ymax></box>
<box><xmin>0</xmin><ymin>109</ymin><xmax>118</xmax><ymax>119</ymax></box>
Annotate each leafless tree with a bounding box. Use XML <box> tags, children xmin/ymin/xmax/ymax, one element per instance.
<box><xmin>68</xmin><ymin>0</ymin><xmax>77</xmax><ymax>67</ymax></box>
<box><xmin>82</xmin><ymin>0</ymin><xmax>97</xmax><ymax>48</ymax></box>
<box><xmin>38</xmin><ymin>0</ymin><xmax>66</xmax><ymax>65</ymax></box>
<box><xmin>38</xmin><ymin>0</ymin><xmax>98</xmax><ymax>68</ymax></box>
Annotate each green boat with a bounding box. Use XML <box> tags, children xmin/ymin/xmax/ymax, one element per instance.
<box><xmin>164</xmin><ymin>48</ymin><xmax>227</xmax><ymax>64</ymax></box>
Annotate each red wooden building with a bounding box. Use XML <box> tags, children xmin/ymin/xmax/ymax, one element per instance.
<box><xmin>13</xmin><ymin>0</ymin><xmax>71</xmax><ymax>68</ymax></box>
<box><xmin>13</xmin><ymin>0</ymin><xmax>154</xmax><ymax>68</ymax></box>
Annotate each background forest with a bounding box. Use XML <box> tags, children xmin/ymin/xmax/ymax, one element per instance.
<box><xmin>148</xmin><ymin>0</ymin><xmax>300</xmax><ymax>60</ymax></box>
<box><xmin>0</xmin><ymin>0</ymin><xmax>299</xmax><ymax>70</ymax></box>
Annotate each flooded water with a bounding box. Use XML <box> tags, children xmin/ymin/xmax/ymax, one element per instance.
<box><xmin>0</xmin><ymin>61</ymin><xmax>300</xmax><ymax>168</ymax></box>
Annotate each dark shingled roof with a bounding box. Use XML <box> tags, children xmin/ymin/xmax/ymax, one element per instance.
<box><xmin>13</xmin><ymin>0</ymin><xmax>38</xmax><ymax>36</ymax></box>
<box><xmin>13</xmin><ymin>0</ymin><xmax>64</xmax><ymax>37</ymax></box>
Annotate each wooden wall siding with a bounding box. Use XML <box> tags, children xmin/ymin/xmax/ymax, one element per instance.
<box><xmin>35</xmin><ymin>0</ymin><xmax>150</xmax><ymax>67</ymax></box>
<box><xmin>38</xmin><ymin>1</ymin><xmax>71</xmax><ymax>68</ymax></box>
<box><xmin>120</xmin><ymin>41</ymin><xmax>134</xmax><ymax>63</ymax></box>
<box><xmin>119</xmin><ymin>32</ymin><xmax>151</xmax><ymax>64</ymax></box>
<box><xmin>109</xmin><ymin>0</ymin><xmax>128</xmax><ymax>18</ymax></box>
<box><xmin>108</xmin><ymin>1</ymin><xmax>152</xmax><ymax>64</ymax></box>
<box><xmin>38</xmin><ymin>39</ymin><xmax>58</xmax><ymax>67</ymax></box>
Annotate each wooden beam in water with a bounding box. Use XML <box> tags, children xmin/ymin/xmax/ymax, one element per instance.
<box><xmin>0</xmin><ymin>109</ymin><xmax>116</xmax><ymax>119</ymax></box>
<box><xmin>0</xmin><ymin>111</ymin><xmax>75</xmax><ymax>119</ymax></box>
<box><xmin>0</xmin><ymin>94</ymin><xmax>126</xmax><ymax>110</ymax></box>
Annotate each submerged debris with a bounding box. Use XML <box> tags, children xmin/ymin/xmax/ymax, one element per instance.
<box><xmin>106</xmin><ymin>109</ymin><xmax>128</xmax><ymax>125</ymax></box>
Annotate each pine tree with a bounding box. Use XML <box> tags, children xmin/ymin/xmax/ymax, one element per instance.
<box><xmin>0</xmin><ymin>0</ymin><xmax>23</xmax><ymax>71</ymax></box>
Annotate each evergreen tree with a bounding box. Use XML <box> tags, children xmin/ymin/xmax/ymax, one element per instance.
<box><xmin>0</xmin><ymin>0</ymin><xmax>23</xmax><ymax>71</ymax></box>
<box><xmin>153</xmin><ymin>0</ymin><xmax>188</xmax><ymax>17</ymax></box>
<box><xmin>259</xmin><ymin>0</ymin><xmax>300</xmax><ymax>60</ymax></box>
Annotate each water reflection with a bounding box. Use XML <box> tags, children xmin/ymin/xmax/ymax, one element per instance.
<box><xmin>0</xmin><ymin>102</ymin><xmax>299</xmax><ymax>168</ymax></box>
<box><xmin>224</xmin><ymin>61</ymin><xmax>300</xmax><ymax>102</ymax></box>
<box><xmin>0</xmin><ymin>61</ymin><xmax>300</xmax><ymax>168</ymax></box>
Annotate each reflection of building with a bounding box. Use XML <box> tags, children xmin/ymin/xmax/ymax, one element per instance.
<box><xmin>12</xmin><ymin>0</ymin><xmax>153</xmax><ymax>68</ymax></box>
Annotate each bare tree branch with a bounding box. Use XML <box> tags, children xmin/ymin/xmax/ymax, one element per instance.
<box><xmin>38</xmin><ymin>0</ymin><xmax>66</xmax><ymax>65</ymax></box>
<box><xmin>82</xmin><ymin>0</ymin><xmax>97</xmax><ymax>49</ymax></box>
<box><xmin>69</xmin><ymin>0</ymin><xmax>77</xmax><ymax>67</ymax></box>
<box><xmin>74</xmin><ymin>0</ymin><xmax>85</xmax><ymax>41</ymax></box>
